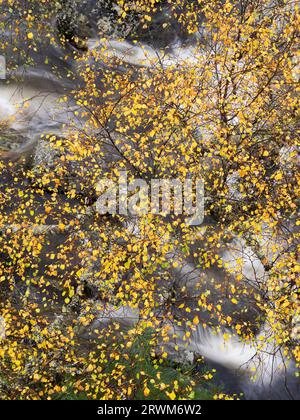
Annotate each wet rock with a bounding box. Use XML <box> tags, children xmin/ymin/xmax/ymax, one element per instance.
<box><xmin>33</xmin><ymin>135</ymin><xmax>63</xmax><ymax>169</ymax></box>
<box><xmin>0</xmin><ymin>128</ymin><xmax>35</xmax><ymax>167</ymax></box>
<box><xmin>78</xmin><ymin>302</ymin><xmax>140</xmax><ymax>339</ymax></box>
<box><xmin>0</xmin><ymin>128</ymin><xmax>28</xmax><ymax>152</ymax></box>
<box><xmin>279</xmin><ymin>145</ymin><xmax>299</xmax><ymax>171</ymax></box>
<box><xmin>95</xmin><ymin>0</ymin><xmax>139</xmax><ymax>39</ymax></box>
<box><xmin>56</xmin><ymin>0</ymin><xmax>139</xmax><ymax>42</ymax></box>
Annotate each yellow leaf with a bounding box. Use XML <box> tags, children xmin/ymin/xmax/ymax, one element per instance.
<box><xmin>86</xmin><ymin>364</ymin><xmax>94</xmax><ymax>373</ymax></box>
<box><xmin>167</xmin><ymin>391</ymin><xmax>176</xmax><ymax>400</ymax></box>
